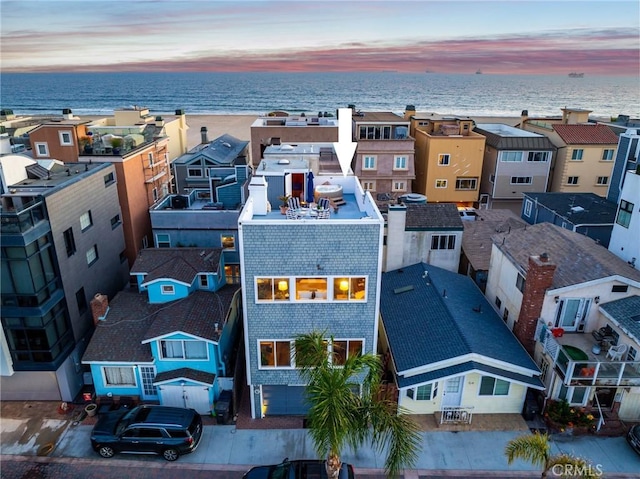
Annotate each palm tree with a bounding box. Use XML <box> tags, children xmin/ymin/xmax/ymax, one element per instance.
<box><xmin>505</xmin><ymin>432</ymin><xmax>600</xmax><ymax>478</ymax></box>
<box><xmin>294</xmin><ymin>331</ymin><xmax>421</xmax><ymax>479</ymax></box>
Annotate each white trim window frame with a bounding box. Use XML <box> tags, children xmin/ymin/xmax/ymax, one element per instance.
<box><xmin>259</xmin><ymin>339</ymin><xmax>294</xmax><ymax>369</ymax></box>
<box><xmin>596</xmin><ymin>176</ymin><xmax>609</xmax><ymax>185</ymax></box>
<box><xmin>601</xmin><ymin>149</ymin><xmax>614</xmax><ymax>161</ymax></box>
<box><xmin>501</xmin><ymin>151</ymin><xmax>523</xmax><ymax>162</ymax></box>
<box><xmin>161</xmin><ymin>284</ymin><xmax>175</xmax><ymax>295</ymax></box>
<box><xmin>86</xmin><ymin>245</ymin><xmax>98</xmax><ymax>266</ymax></box>
<box><xmin>455</xmin><ymin>177</ymin><xmax>477</xmax><ymax>190</ymax></box>
<box><xmin>199</xmin><ymin>274</ymin><xmax>209</xmax><ymax>288</ymax></box>
<box><xmin>80</xmin><ymin>211</ymin><xmax>93</xmax><ymax>231</ymax></box>
<box><xmin>435</xmin><ymin>179</ymin><xmax>447</xmax><ymax>189</ymax></box>
<box><xmin>362</xmin><ymin>181</ymin><xmax>375</xmax><ymax>191</ymax></box>
<box><xmin>567</xmin><ymin>176</ymin><xmax>579</xmax><ymax>185</ymax></box>
<box><xmin>406</xmin><ymin>382</ymin><xmax>438</xmax><ymax>401</ymax></box>
<box><xmin>510</xmin><ymin>176</ymin><xmax>532</xmax><ymax>185</ymax></box>
<box><xmin>437</xmin><ymin>153</ymin><xmax>450</xmax><ymax>166</ymax></box>
<box><xmin>571</xmin><ymin>149</ymin><xmax>584</xmax><ymax>161</ymax></box>
<box><xmin>160</xmin><ymin>339</ymin><xmax>208</xmax><ymax>360</ymax></box>
<box><xmin>527</xmin><ymin>151</ymin><xmax>548</xmax><ymax>162</ymax></box>
<box><xmin>524</xmin><ymin>199</ymin><xmax>533</xmax><ymax>217</ymax></box>
<box><xmin>431</xmin><ymin>234</ymin><xmax>456</xmax><ymax>250</ymax></box>
<box><xmin>59</xmin><ymin>131</ymin><xmax>73</xmax><ymax>146</ymax></box>
<box><xmin>102</xmin><ymin>366</ymin><xmax>137</xmax><ymax>387</ymax></box>
<box><xmin>156</xmin><ymin>233</ymin><xmax>170</xmax><ymax>248</ymax></box>
<box><xmin>393</xmin><ymin>155</ymin><xmax>407</xmax><ymax>170</ymax></box>
<box><xmin>35</xmin><ymin>142</ymin><xmax>49</xmax><ymax>157</ymax></box>
<box><xmin>187</xmin><ymin>167</ymin><xmax>203</xmax><ymax>178</ymax></box>
<box><xmin>392</xmin><ymin>181</ymin><xmax>406</xmax><ymax>192</ymax></box>
<box><xmin>478</xmin><ymin>376</ymin><xmax>510</xmax><ymax>396</ymax></box>
<box><xmin>363</xmin><ymin>155</ymin><xmax>376</xmax><ymax>170</ymax></box>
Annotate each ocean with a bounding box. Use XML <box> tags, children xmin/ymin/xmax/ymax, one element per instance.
<box><xmin>1</xmin><ymin>72</ymin><xmax>638</xmax><ymax>119</ymax></box>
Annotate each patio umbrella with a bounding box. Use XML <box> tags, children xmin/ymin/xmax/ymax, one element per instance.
<box><xmin>306</xmin><ymin>171</ymin><xmax>315</xmax><ymax>203</ymax></box>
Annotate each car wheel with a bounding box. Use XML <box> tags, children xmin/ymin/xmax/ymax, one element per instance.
<box><xmin>98</xmin><ymin>445</ymin><xmax>115</xmax><ymax>458</ymax></box>
<box><xmin>163</xmin><ymin>448</ymin><xmax>179</xmax><ymax>461</ymax></box>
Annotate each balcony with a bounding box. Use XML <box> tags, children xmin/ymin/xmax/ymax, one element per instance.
<box><xmin>536</xmin><ymin>320</ymin><xmax>640</xmax><ymax>387</ymax></box>
<box><xmin>0</xmin><ymin>199</ymin><xmax>46</xmax><ymax>234</ymax></box>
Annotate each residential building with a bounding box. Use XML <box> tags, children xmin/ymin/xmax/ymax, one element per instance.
<box><xmin>459</xmin><ymin>209</ymin><xmax>527</xmax><ymax>292</ymax></box>
<box><xmin>608</xmin><ymin>168</ymin><xmax>640</xmax><ymax>269</ymax></box>
<box><xmin>383</xmin><ymin>202</ymin><xmax>463</xmax><ymax>273</ymax></box>
<box><xmin>238</xmin><ymin>174</ymin><xmax>384</xmax><ymax>418</ymax></box>
<box><xmin>404</xmin><ymin>106</ymin><xmax>485</xmax><ymax>206</ymax></box>
<box><xmin>520</xmin><ymin>108</ymin><xmax>619</xmax><ymax>194</ymax></box>
<box><xmin>350</xmin><ymin>109</ymin><xmax>415</xmax><ymax>203</ymax></box>
<box><xmin>474</xmin><ymin>123</ymin><xmax>555</xmax><ymax>210</ymax></box>
<box><xmin>1</xmin><ymin>158</ymin><xmax>128</xmax><ymax>401</ymax></box>
<box><xmin>521</xmin><ymin>192</ymin><xmax>617</xmax><ymax>248</ymax></box>
<box><xmin>82</xmin><ymin>248</ymin><xmax>241</xmax><ymax>415</ymax></box>
<box><xmin>379</xmin><ymin>263</ymin><xmax>543</xmax><ymax>421</ymax></box>
<box><xmin>607</xmin><ymin>128</ymin><xmax>639</xmax><ymax>204</ymax></box>
<box><xmin>485</xmin><ymin>222</ymin><xmax>640</xmax><ymax>423</ymax></box>
<box><xmin>250</xmin><ymin>112</ymin><xmax>338</xmax><ymax>168</ymax></box>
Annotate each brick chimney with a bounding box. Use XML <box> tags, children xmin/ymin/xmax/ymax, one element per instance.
<box><xmin>90</xmin><ymin>293</ymin><xmax>109</xmax><ymax>325</ymax></box>
<box><xmin>514</xmin><ymin>253</ymin><xmax>556</xmax><ymax>354</ymax></box>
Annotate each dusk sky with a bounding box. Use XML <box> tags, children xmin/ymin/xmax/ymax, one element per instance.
<box><xmin>1</xmin><ymin>0</ymin><xmax>639</xmax><ymax>75</ymax></box>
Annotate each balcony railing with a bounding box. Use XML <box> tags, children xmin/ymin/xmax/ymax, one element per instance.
<box><xmin>440</xmin><ymin>406</ymin><xmax>474</xmax><ymax>424</ymax></box>
<box><xmin>536</xmin><ymin>320</ymin><xmax>640</xmax><ymax>387</ymax></box>
<box><xmin>0</xmin><ymin>200</ymin><xmax>46</xmax><ymax>234</ymax></box>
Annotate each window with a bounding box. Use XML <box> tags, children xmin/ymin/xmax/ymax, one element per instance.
<box><xmin>431</xmin><ymin>234</ymin><xmax>456</xmax><ymax>250</ymax></box>
<box><xmin>524</xmin><ymin>199</ymin><xmax>533</xmax><ymax>217</ymax></box>
<box><xmin>161</xmin><ymin>340</ymin><xmax>207</xmax><ymax>360</ymax></box>
<box><xmin>393</xmin><ymin>156</ymin><xmax>407</xmax><ymax>170</ymax></box>
<box><xmin>438</xmin><ymin>154</ymin><xmax>450</xmax><ymax>166</ymax></box>
<box><xmin>256</xmin><ymin>277</ymin><xmax>291</xmax><ymax>301</ymax></box>
<box><xmin>571</xmin><ymin>149</ymin><xmax>584</xmax><ymax>160</ymax></box>
<box><xmin>199</xmin><ymin>275</ymin><xmax>208</xmax><ymax>288</ymax></box>
<box><xmin>455</xmin><ymin>177</ymin><xmax>477</xmax><ymax>190</ymax></box>
<box><xmin>528</xmin><ymin>152</ymin><xmax>548</xmax><ymax>162</ymax></box>
<box><xmin>596</xmin><ymin>176</ymin><xmax>609</xmax><ymax>185</ymax></box>
<box><xmin>626</xmin><ymin>346</ymin><xmax>637</xmax><ymax>362</ymax></box>
<box><xmin>260</xmin><ymin>340</ymin><xmax>292</xmax><ymax>368</ymax></box>
<box><xmin>225</xmin><ymin>265</ymin><xmax>240</xmax><ymax>284</ymax></box>
<box><xmin>602</xmin><ymin>149</ymin><xmax>614</xmax><ymax>161</ymax></box>
<box><xmin>616</xmin><ymin>200</ymin><xmax>634</xmax><ymax>228</ymax></box>
<box><xmin>539</xmin><ymin>359</ymin><xmax>549</xmax><ymax>383</ymax></box>
<box><xmin>503</xmin><ymin>308</ymin><xmax>509</xmax><ymax>323</ymax></box>
<box><xmin>363</xmin><ymin>156</ymin><xmax>376</xmax><ymax>170</ymax></box>
<box><xmin>63</xmin><ymin>228</ymin><xmax>76</xmax><ymax>256</ymax></box>
<box><xmin>501</xmin><ymin>151</ymin><xmax>522</xmax><ymax>162</ymax></box>
<box><xmin>479</xmin><ymin>376</ymin><xmax>510</xmax><ymax>396</ymax></box>
<box><xmin>80</xmin><ymin>211</ymin><xmax>93</xmax><ymax>231</ymax></box>
<box><xmin>392</xmin><ymin>181</ymin><xmax>406</xmax><ymax>192</ymax></box>
<box><xmin>86</xmin><ymin>245</ymin><xmax>98</xmax><ymax>266</ymax></box>
<box><xmin>257</xmin><ymin>276</ymin><xmax>366</xmax><ymax>302</ymax></box>
<box><xmin>104</xmin><ymin>172</ymin><xmax>115</xmax><ymax>186</ymax></box>
<box><xmin>221</xmin><ymin>235</ymin><xmax>235</xmax><ymax>250</ymax></box>
<box><xmin>406</xmin><ymin>382</ymin><xmax>438</xmax><ymax>401</ymax></box>
<box><xmin>152</xmin><ymin>188</ymin><xmax>158</xmax><ymax>202</ymax></box>
<box><xmin>567</xmin><ymin>176</ymin><xmax>579</xmax><ymax>185</ymax></box>
<box><xmin>331</xmin><ymin>339</ymin><xmax>363</xmax><ymax>365</ymax></box>
<box><xmin>35</xmin><ymin>142</ymin><xmax>48</xmax><ymax>157</ymax></box>
<box><xmin>110</xmin><ymin>214</ymin><xmax>121</xmax><ymax>229</ymax></box>
<box><xmin>103</xmin><ymin>366</ymin><xmax>136</xmax><ymax>386</ymax></box>
<box><xmin>119</xmin><ymin>250</ymin><xmax>127</xmax><ymax>264</ymax></box>
<box><xmin>75</xmin><ymin>287</ymin><xmax>87</xmax><ymax>314</ymax></box>
<box><xmin>333</xmin><ymin>277</ymin><xmax>366</xmax><ymax>301</ymax></box>
<box><xmin>495</xmin><ymin>296</ymin><xmax>502</xmax><ymax>309</ymax></box>
<box><xmin>161</xmin><ymin>285</ymin><xmax>175</xmax><ymax>295</ymax></box>
<box><xmin>359</xmin><ymin>125</ymin><xmax>391</xmax><ymax>140</ymax></box>
<box><xmin>187</xmin><ymin>168</ymin><xmax>203</xmax><ymax>177</ymax></box>
<box><xmin>156</xmin><ymin>233</ymin><xmax>170</xmax><ymax>248</ymax></box>
<box><xmin>59</xmin><ymin>131</ymin><xmax>73</xmax><ymax>146</ymax></box>
<box><xmin>510</xmin><ymin>176</ymin><xmax>532</xmax><ymax>185</ymax></box>
<box><xmin>148</xmin><ymin>152</ymin><xmax>154</xmax><ymax>167</ymax></box>
<box><xmin>612</xmin><ymin>284</ymin><xmax>628</xmax><ymax>293</ymax></box>
<box><xmin>516</xmin><ymin>273</ymin><xmax>526</xmax><ymax>293</ymax></box>
<box><xmin>362</xmin><ymin>181</ymin><xmax>375</xmax><ymax>191</ymax></box>
<box><xmin>435</xmin><ymin>179</ymin><xmax>447</xmax><ymax>188</ymax></box>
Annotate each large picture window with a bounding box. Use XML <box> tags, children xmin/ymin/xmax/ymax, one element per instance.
<box><xmin>406</xmin><ymin>382</ymin><xmax>438</xmax><ymax>401</ymax></box>
<box><xmin>160</xmin><ymin>340</ymin><xmax>207</xmax><ymax>360</ymax></box>
<box><xmin>256</xmin><ymin>276</ymin><xmax>366</xmax><ymax>302</ymax></box>
<box><xmin>501</xmin><ymin>151</ymin><xmax>522</xmax><ymax>162</ymax></box>
<box><xmin>479</xmin><ymin>376</ymin><xmax>509</xmax><ymax>396</ymax></box>
<box><xmin>259</xmin><ymin>338</ymin><xmax>363</xmax><ymax>369</ymax></box>
<box><xmin>455</xmin><ymin>177</ymin><xmax>477</xmax><ymax>190</ymax></box>
<box><xmin>260</xmin><ymin>340</ymin><xmax>292</xmax><ymax>368</ymax></box>
<box><xmin>431</xmin><ymin>234</ymin><xmax>456</xmax><ymax>250</ymax></box>
<box><xmin>616</xmin><ymin>200</ymin><xmax>634</xmax><ymax>228</ymax></box>
<box><xmin>103</xmin><ymin>366</ymin><xmax>136</xmax><ymax>386</ymax></box>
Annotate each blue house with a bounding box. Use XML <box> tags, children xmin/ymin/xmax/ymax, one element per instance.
<box><xmin>521</xmin><ymin>192</ymin><xmax>617</xmax><ymax>248</ymax></box>
<box><xmin>82</xmin><ymin>248</ymin><xmax>241</xmax><ymax>414</ymax></box>
<box><xmin>379</xmin><ymin>262</ymin><xmax>543</xmax><ymax>423</ymax></box>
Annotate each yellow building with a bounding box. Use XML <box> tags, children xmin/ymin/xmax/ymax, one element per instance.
<box><xmin>405</xmin><ymin>107</ymin><xmax>485</xmax><ymax>206</ymax></box>
<box><xmin>520</xmin><ymin>108</ymin><xmax>619</xmax><ymax>194</ymax></box>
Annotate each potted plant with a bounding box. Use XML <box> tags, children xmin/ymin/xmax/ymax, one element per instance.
<box><xmin>85</xmin><ymin>403</ymin><xmax>98</xmax><ymax>417</ymax></box>
<box><xmin>79</xmin><ymin>137</ymin><xmax>92</xmax><ymax>154</ymax></box>
<box><xmin>278</xmin><ymin>195</ymin><xmax>291</xmax><ymax>215</ymax></box>
<box><xmin>110</xmin><ymin>137</ymin><xmax>123</xmax><ymax>155</ymax></box>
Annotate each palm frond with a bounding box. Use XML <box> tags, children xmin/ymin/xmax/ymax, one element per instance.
<box><xmin>504</xmin><ymin>432</ymin><xmax>549</xmax><ymax>467</ymax></box>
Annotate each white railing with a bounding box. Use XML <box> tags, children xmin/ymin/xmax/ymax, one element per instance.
<box><xmin>440</xmin><ymin>406</ymin><xmax>474</xmax><ymax>424</ymax></box>
<box><xmin>594</xmin><ymin>392</ymin><xmax>605</xmax><ymax>432</ymax></box>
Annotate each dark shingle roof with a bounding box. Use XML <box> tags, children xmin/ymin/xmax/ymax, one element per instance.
<box><xmin>153</xmin><ymin>368</ymin><xmax>216</xmax><ymax>385</ymax></box>
<box><xmin>600</xmin><ymin>295</ymin><xmax>640</xmax><ymax>344</ymax></box>
<box><xmin>131</xmin><ymin>248</ymin><xmax>221</xmax><ymax>285</ymax></box>
<box><xmin>552</xmin><ymin>124</ymin><xmax>618</xmax><ymax>145</ymax></box>
<box><xmin>175</xmin><ymin>133</ymin><xmax>248</xmax><ymax>165</ymax></box>
<box><xmin>380</xmin><ymin>263</ymin><xmax>538</xmax><ymax>375</ymax></box>
<box><xmin>404</xmin><ymin>203</ymin><xmax>464</xmax><ymax>230</ymax></box>
<box><xmin>492</xmin><ymin>223</ymin><xmax>640</xmax><ymax>288</ymax></box>
<box><xmin>462</xmin><ymin>210</ymin><xmax>527</xmax><ymax>272</ymax></box>
<box><xmin>523</xmin><ymin>192</ymin><xmax>617</xmax><ymax>225</ymax></box>
<box><xmin>475</xmin><ymin>127</ymin><xmax>556</xmax><ymax>151</ymax></box>
<box><xmin>82</xmin><ymin>285</ymin><xmax>240</xmax><ymax>363</ymax></box>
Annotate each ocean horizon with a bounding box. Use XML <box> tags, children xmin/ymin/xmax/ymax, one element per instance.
<box><xmin>1</xmin><ymin>72</ymin><xmax>638</xmax><ymax>119</ymax></box>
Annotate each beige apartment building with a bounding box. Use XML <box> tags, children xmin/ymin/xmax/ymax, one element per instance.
<box><xmin>405</xmin><ymin>106</ymin><xmax>485</xmax><ymax>206</ymax></box>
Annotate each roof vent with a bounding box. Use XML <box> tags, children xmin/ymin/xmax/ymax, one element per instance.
<box><xmin>277</xmin><ymin>159</ymin><xmax>290</xmax><ymax>165</ymax></box>
<box><xmin>570</xmin><ymin>206</ymin><xmax>585</xmax><ymax>213</ymax></box>
<box><xmin>393</xmin><ymin>285</ymin><xmax>414</xmax><ymax>294</ymax></box>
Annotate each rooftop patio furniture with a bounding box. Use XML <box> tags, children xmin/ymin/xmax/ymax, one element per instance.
<box><xmin>287</xmin><ymin>196</ymin><xmax>301</xmax><ymax>211</ymax></box>
<box><xmin>286</xmin><ymin>208</ymin><xmax>299</xmax><ymax>220</ymax></box>
<box><xmin>606</xmin><ymin>343</ymin><xmax>628</xmax><ymax>361</ymax></box>
<box><xmin>317</xmin><ymin>197</ymin><xmax>330</xmax><ymax>210</ymax></box>
<box><xmin>316</xmin><ymin>208</ymin><xmax>330</xmax><ymax>219</ymax></box>
<box><xmin>592</xmin><ymin>325</ymin><xmax>616</xmax><ymax>345</ymax></box>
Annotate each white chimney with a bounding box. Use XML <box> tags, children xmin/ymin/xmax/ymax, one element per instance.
<box><xmin>248</xmin><ymin>176</ymin><xmax>269</xmax><ymax>215</ymax></box>
<box><xmin>385</xmin><ymin>204</ymin><xmax>407</xmax><ymax>272</ymax></box>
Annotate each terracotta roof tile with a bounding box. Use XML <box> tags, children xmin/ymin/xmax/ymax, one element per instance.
<box><xmin>552</xmin><ymin>124</ymin><xmax>618</xmax><ymax>145</ymax></box>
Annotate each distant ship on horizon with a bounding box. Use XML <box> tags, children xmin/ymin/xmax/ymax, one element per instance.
<box><xmin>568</xmin><ymin>72</ymin><xmax>585</xmax><ymax>78</ymax></box>
<box><xmin>475</xmin><ymin>69</ymin><xmax>482</xmax><ymax>74</ymax></box>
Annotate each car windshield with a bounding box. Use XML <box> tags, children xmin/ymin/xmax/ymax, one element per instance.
<box><xmin>115</xmin><ymin>407</ymin><xmax>141</xmax><ymax>435</ymax></box>
<box><xmin>270</xmin><ymin>462</ymin><xmax>292</xmax><ymax>479</ymax></box>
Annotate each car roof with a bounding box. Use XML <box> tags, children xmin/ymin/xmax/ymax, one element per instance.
<box><xmin>131</xmin><ymin>405</ymin><xmax>196</xmax><ymax>427</ymax></box>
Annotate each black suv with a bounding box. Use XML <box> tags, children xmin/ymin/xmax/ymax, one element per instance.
<box><xmin>243</xmin><ymin>458</ymin><xmax>355</xmax><ymax>479</ymax></box>
<box><xmin>90</xmin><ymin>405</ymin><xmax>203</xmax><ymax>461</ymax></box>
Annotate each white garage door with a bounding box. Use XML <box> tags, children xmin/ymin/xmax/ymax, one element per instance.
<box><xmin>159</xmin><ymin>385</ymin><xmax>211</xmax><ymax>415</ymax></box>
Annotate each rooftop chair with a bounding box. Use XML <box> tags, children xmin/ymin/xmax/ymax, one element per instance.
<box><xmin>606</xmin><ymin>343</ymin><xmax>628</xmax><ymax>361</ymax></box>
<box><xmin>286</xmin><ymin>208</ymin><xmax>299</xmax><ymax>220</ymax></box>
<box><xmin>317</xmin><ymin>197</ymin><xmax>330</xmax><ymax>210</ymax></box>
<box><xmin>316</xmin><ymin>208</ymin><xmax>330</xmax><ymax>219</ymax></box>
<box><xmin>287</xmin><ymin>196</ymin><xmax>301</xmax><ymax>211</ymax></box>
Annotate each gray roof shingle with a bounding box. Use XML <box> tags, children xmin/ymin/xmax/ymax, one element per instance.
<box><xmin>599</xmin><ymin>295</ymin><xmax>640</xmax><ymax>344</ymax></box>
<box><xmin>404</xmin><ymin>203</ymin><xmax>464</xmax><ymax>230</ymax></box>
<box><xmin>380</xmin><ymin>263</ymin><xmax>539</xmax><ymax>376</ymax></box>
<box><xmin>153</xmin><ymin>368</ymin><xmax>216</xmax><ymax>385</ymax></box>
<box><xmin>523</xmin><ymin>192</ymin><xmax>617</xmax><ymax>225</ymax></box>
<box><xmin>131</xmin><ymin>248</ymin><xmax>221</xmax><ymax>285</ymax></box>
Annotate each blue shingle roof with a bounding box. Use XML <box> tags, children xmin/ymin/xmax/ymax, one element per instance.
<box><xmin>380</xmin><ymin>263</ymin><xmax>539</xmax><ymax>376</ymax></box>
<box><xmin>600</xmin><ymin>295</ymin><xmax>640</xmax><ymax>344</ymax></box>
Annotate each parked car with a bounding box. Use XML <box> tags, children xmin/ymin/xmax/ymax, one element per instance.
<box><xmin>243</xmin><ymin>458</ymin><xmax>355</xmax><ymax>479</ymax></box>
<box><xmin>90</xmin><ymin>404</ymin><xmax>202</xmax><ymax>461</ymax></box>
<box><xmin>458</xmin><ymin>207</ymin><xmax>478</xmax><ymax>221</ymax></box>
<box><xmin>627</xmin><ymin>424</ymin><xmax>640</xmax><ymax>455</ymax></box>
